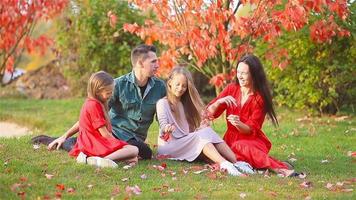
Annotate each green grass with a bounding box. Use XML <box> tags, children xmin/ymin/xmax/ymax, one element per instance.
<box><xmin>0</xmin><ymin>98</ymin><xmax>355</xmax><ymax>199</ymax></box>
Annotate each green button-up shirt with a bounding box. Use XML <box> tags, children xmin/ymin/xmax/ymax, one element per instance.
<box><xmin>109</xmin><ymin>71</ymin><xmax>166</xmax><ymax>142</ymax></box>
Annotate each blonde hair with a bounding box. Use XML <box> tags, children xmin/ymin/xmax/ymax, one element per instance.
<box><xmin>87</xmin><ymin>71</ymin><xmax>114</xmax><ymax>125</ymax></box>
<box><xmin>166</xmin><ymin>67</ymin><xmax>205</xmax><ymax>131</ymax></box>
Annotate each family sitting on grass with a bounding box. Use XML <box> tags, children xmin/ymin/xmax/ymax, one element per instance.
<box><xmin>32</xmin><ymin>44</ymin><xmax>297</xmax><ymax>177</ymax></box>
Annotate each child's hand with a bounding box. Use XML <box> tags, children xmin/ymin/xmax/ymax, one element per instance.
<box><xmin>160</xmin><ymin>124</ymin><xmax>175</xmax><ymax>142</ymax></box>
<box><xmin>47</xmin><ymin>136</ymin><xmax>66</xmax><ymax>150</ymax></box>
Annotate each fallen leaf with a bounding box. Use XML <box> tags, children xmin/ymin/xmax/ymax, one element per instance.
<box><xmin>336</xmin><ymin>182</ymin><xmax>344</xmax><ymax>186</ymax></box>
<box><xmin>123</xmin><ymin>165</ymin><xmax>132</xmax><ymax>170</ymax></box>
<box><xmin>190</xmin><ymin>165</ymin><xmax>204</xmax><ymax>171</ymax></box>
<box><xmin>55</xmin><ymin>191</ymin><xmax>62</xmax><ymax>199</ymax></box>
<box><xmin>334</xmin><ymin>115</ymin><xmax>349</xmax><ymax>121</ymax></box>
<box><xmin>67</xmin><ymin>187</ymin><xmax>75</xmax><ymax>194</ymax></box>
<box><xmin>125</xmin><ymin>185</ymin><xmax>142</xmax><ymax>195</ymax></box>
<box><xmin>206</xmin><ymin>172</ymin><xmax>217</xmax><ymax>180</ymax></box>
<box><xmin>156</xmin><ymin>154</ymin><xmax>171</xmax><ymax>160</ymax></box>
<box><xmin>305</xmin><ymin>196</ymin><xmax>312</xmax><ymax>200</ymax></box>
<box><xmin>300</xmin><ymin>181</ymin><xmax>312</xmax><ymax>188</ymax></box>
<box><xmin>20</xmin><ymin>177</ymin><xmax>28</xmax><ymax>182</ymax></box>
<box><xmin>111</xmin><ymin>185</ymin><xmax>120</xmax><ymax>196</ymax></box>
<box><xmin>325</xmin><ymin>183</ymin><xmax>334</xmax><ymax>190</ymax></box>
<box><xmin>17</xmin><ymin>191</ymin><xmax>25</xmax><ymax>199</ymax></box>
<box><xmin>341</xmin><ymin>188</ymin><xmax>353</xmax><ymax>192</ymax></box>
<box><xmin>193</xmin><ymin>169</ymin><xmax>208</xmax><ymax>174</ymax></box>
<box><xmin>239</xmin><ymin>192</ymin><xmax>247</xmax><ymax>198</ymax></box>
<box><xmin>56</xmin><ymin>184</ymin><xmax>65</xmax><ymax>191</ymax></box>
<box><xmin>299</xmin><ymin>173</ymin><xmax>307</xmax><ymax>179</ymax></box>
<box><xmin>161</xmin><ymin>162</ymin><xmax>167</xmax><ymax>168</ymax></box>
<box><xmin>45</xmin><ymin>173</ymin><xmax>54</xmax><ymax>179</ymax></box>
<box><xmin>168</xmin><ymin>188</ymin><xmax>175</xmax><ymax>192</ymax></box>
<box><xmin>10</xmin><ymin>183</ymin><xmax>21</xmax><ymax>192</ymax></box>
<box><xmin>121</xmin><ymin>178</ymin><xmax>129</xmax><ymax>182</ymax></box>
<box><xmin>268</xmin><ymin>191</ymin><xmax>278</xmax><ymax>197</ymax></box>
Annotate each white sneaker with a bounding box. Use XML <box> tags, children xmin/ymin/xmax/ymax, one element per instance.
<box><xmin>76</xmin><ymin>152</ymin><xmax>87</xmax><ymax>164</ymax></box>
<box><xmin>220</xmin><ymin>161</ymin><xmax>243</xmax><ymax>176</ymax></box>
<box><xmin>234</xmin><ymin>161</ymin><xmax>255</xmax><ymax>174</ymax></box>
<box><xmin>87</xmin><ymin>157</ymin><xmax>118</xmax><ymax>168</ymax></box>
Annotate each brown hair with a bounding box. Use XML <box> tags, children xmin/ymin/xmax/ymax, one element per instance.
<box><xmin>131</xmin><ymin>44</ymin><xmax>157</xmax><ymax>67</ymax></box>
<box><xmin>87</xmin><ymin>71</ymin><xmax>114</xmax><ymax>125</ymax></box>
<box><xmin>237</xmin><ymin>54</ymin><xmax>278</xmax><ymax>126</ymax></box>
<box><xmin>166</xmin><ymin>67</ymin><xmax>205</xmax><ymax>131</ymax></box>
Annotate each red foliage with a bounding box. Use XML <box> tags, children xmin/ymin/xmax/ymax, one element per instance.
<box><xmin>0</xmin><ymin>0</ymin><xmax>68</xmax><ymax>76</ymax></box>
<box><xmin>123</xmin><ymin>0</ymin><xmax>349</xmax><ymax>88</ymax></box>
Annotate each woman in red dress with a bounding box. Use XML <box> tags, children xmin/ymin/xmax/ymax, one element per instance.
<box><xmin>207</xmin><ymin>54</ymin><xmax>294</xmax><ymax>176</ymax></box>
<box><xmin>69</xmin><ymin>71</ymin><xmax>139</xmax><ymax>168</ymax></box>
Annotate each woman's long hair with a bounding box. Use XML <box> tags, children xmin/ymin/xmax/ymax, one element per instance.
<box><xmin>237</xmin><ymin>54</ymin><xmax>279</xmax><ymax>126</ymax></box>
<box><xmin>87</xmin><ymin>71</ymin><xmax>114</xmax><ymax>125</ymax></box>
<box><xmin>166</xmin><ymin>67</ymin><xmax>205</xmax><ymax>131</ymax></box>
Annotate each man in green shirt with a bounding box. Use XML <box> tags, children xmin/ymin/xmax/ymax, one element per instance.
<box><xmin>33</xmin><ymin>44</ymin><xmax>166</xmax><ymax>159</ymax></box>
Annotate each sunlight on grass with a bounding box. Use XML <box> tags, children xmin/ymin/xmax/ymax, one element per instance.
<box><xmin>0</xmin><ymin>98</ymin><xmax>355</xmax><ymax>199</ymax></box>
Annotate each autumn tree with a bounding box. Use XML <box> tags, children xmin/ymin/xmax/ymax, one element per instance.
<box><xmin>123</xmin><ymin>0</ymin><xmax>350</xmax><ymax>94</ymax></box>
<box><xmin>0</xmin><ymin>0</ymin><xmax>68</xmax><ymax>84</ymax></box>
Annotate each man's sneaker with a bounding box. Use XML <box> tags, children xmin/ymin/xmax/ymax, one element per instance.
<box><xmin>87</xmin><ymin>157</ymin><xmax>118</xmax><ymax>168</ymax></box>
<box><xmin>31</xmin><ymin>135</ymin><xmax>55</xmax><ymax>145</ymax></box>
<box><xmin>76</xmin><ymin>152</ymin><xmax>87</xmax><ymax>164</ymax></box>
<box><xmin>220</xmin><ymin>161</ymin><xmax>244</xmax><ymax>176</ymax></box>
<box><xmin>234</xmin><ymin>161</ymin><xmax>255</xmax><ymax>174</ymax></box>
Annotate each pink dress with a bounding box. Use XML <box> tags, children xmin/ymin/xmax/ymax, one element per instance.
<box><xmin>156</xmin><ymin>98</ymin><xmax>223</xmax><ymax>162</ymax></box>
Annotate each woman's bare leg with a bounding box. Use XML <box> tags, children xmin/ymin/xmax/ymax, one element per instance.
<box><xmin>202</xmin><ymin>143</ymin><xmax>226</xmax><ymax>164</ymax></box>
<box><xmin>214</xmin><ymin>142</ymin><xmax>237</xmax><ymax>163</ymax></box>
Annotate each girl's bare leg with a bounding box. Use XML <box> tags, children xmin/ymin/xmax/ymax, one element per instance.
<box><xmin>104</xmin><ymin>145</ymin><xmax>139</xmax><ymax>164</ymax></box>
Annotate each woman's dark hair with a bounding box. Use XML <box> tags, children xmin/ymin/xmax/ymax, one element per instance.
<box><xmin>237</xmin><ymin>54</ymin><xmax>278</xmax><ymax>126</ymax></box>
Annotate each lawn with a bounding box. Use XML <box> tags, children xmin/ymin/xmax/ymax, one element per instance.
<box><xmin>0</xmin><ymin>98</ymin><xmax>355</xmax><ymax>199</ymax></box>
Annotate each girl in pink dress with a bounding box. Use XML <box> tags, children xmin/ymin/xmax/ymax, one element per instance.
<box><xmin>157</xmin><ymin>67</ymin><xmax>252</xmax><ymax>176</ymax></box>
<box><xmin>69</xmin><ymin>71</ymin><xmax>139</xmax><ymax>168</ymax></box>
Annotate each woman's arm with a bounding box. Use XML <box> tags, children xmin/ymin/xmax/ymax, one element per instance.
<box><xmin>48</xmin><ymin>121</ymin><xmax>79</xmax><ymax>150</ymax></box>
<box><xmin>227</xmin><ymin>115</ymin><xmax>251</xmax><ymax>134</ymax></box>
<box><xmin>229</xmin><ymin>97</ymin><xmax>265</xmax><ymax>135</ymax></box>
<box><xmin>206</xmin><ymin>84</ymin><xmax>235</xmax><ymax>118</ymax></box>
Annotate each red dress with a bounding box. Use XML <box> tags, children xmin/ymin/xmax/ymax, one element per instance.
<box><xmin>209</xmin><ymin>83</ymin><xmax>288</xmax><ymax>169</ymax></box>
<box><xmin>69</xmin><ymin>98</ymin><xmax>127</xmax><ymax>157</ymax></box>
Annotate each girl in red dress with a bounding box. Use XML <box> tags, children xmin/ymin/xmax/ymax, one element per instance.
<box><xmin>69</xmin><ymin>71</ymin><xmax>138</xmax><ymax>168</ymax></box>
<box><xmin>207</xmin><ymin>54</ymin><xmax>295</xmax><ymax>176</ymax></box>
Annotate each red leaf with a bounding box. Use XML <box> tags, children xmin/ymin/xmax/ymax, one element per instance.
<box><xmin>67</xmin><ymin>187</ymin><xmax>75</xmax><ymax>194</ymax></box>
<box><xmin>161</xmin><ymin>162</ymin><xmax>167</xmax><ymax>169</ymax></box>
<box><xmin>56</xmin><ymin>184</ymin><xmax>65</xmax><ymax>191</ymax></box>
